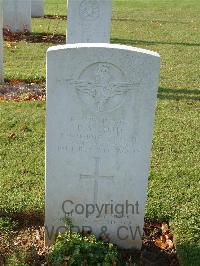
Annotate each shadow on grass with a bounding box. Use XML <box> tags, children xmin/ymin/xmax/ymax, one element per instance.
<box><xmin>158</xmin><ymin>87</ymin><xmax>200</xmax><ymax>101</ymax></box>
<box><xmin>112</xmin><ymin>18</ymin><xmax>194</xmax><ymax>25</ymax></box>
<box><xmin>176</xmin><ymin>242</ymin><xmax>200</xmax><ymax>266</ymax></box>
<box><xmin>4</xmin><ymin>31</ymin><xmax>200</xmax><ymax>48</ymax></box>
<box><xmin>111</xmin><ymin>38</ymin><xmax>200</xmax><ymax>47</ymax></box>
<box><xmin>43</xmin><ymin>15</ymin><xmax>193</xmax><ymax>25</ymax></box>
<box><xmin>0</xmin><ymin>209</ymin><xmax>44</xmax><ymax>229</ymax></box>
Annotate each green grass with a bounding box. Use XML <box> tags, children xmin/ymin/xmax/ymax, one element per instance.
<box><xmin>0</xmin><ymin>102</ymin><xmax>45</xmax><ymax>213</ymax></box>
<box><xmin>4</xmin><ymin>42</ymin><xmax>48</xmax><ymax>81</ymax></box>
<box><xmin>1</xmin><ymin>0</ymin><xmax>200</xmax><ymax>265</ymax></box>
<box><xmin>45</xmin><ymin>0</ymin><xmax>67</xmax><ymax>16</ymax></box>
<box><xmin>148</xmin><ymin>98</ymin><xmax>200</xmax><ymax>265</ymax></box>
<box><xmin>4</xmin><ymin>0</ymin><xmax>200</xmax><ymax>81</ymax></box>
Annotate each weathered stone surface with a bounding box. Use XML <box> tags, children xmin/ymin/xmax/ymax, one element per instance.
<box><xmin>31</xmin><ymin>0</ymin><xmax>44</xmax><ymax>18</ymax></box>
<box><xmin>3</xmin><ymin>0</ymin><xmax>31</xmax><ymax>32</ymax></box>
<box><xmin>45</xmin><ymin>43</ymin><xmax>160</xmax><ymax>249</ymax></box>
<box><xmin>67</xmin><ymin>0</ymin><xmax>112</xmax><ymax>43</ymax></box>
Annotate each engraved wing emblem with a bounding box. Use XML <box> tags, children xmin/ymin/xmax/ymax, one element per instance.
<box><xmin>106</xmin><ymin>82</ymin><xmax>137</xmax><ymax>97</ymax></box>
<box><xmin>72</xmin><ymin>80</ymin><xmax>100</xmax><ymax>98</ymax></box>
<box><xmin>73</xmin><ymin>80</ymin><xmax>106</xmax><ymax>111</ymax></box>
<box><xmin>73</xmin><ymin>80</ymin><xmax>137</xmax><ymax>112</ymax></box>
<box><xmin>111</xmin><ymin>82</ymin><xmax>136</xmax><ymax>93</ymax></box>
<box><xmin>71</xmin><ymin>63</ymin><xmax>141</xmax><ymax>112</ymax></box>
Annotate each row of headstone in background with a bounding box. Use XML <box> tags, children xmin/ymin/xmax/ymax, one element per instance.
<box><xmin>67</xmin><ymin>0</ymin><xmax>112</xmax><ymax>43</ymax></box>
<box><xmin>0</xmin><ymin>0</ymin><xmax>3</xmax><ymax>83</ymax></box>
<box><xmin>31</xmin><ymin>0</ymin><xmax>44</xmax><ymax>18</ymax></box>
<box><xmin>46</xmin><ymin>0</ymin><xmax>160</xmax><ymax>250</ymax></box>
<box><xmin>3</xmin><ymin>0</ymin><xmax>44</xmax><ymax>33</ymax></box>
<box><xmin>1</xmin><ymin>0</ymin><xmax>110</xmax><ymax>40</ymax></box>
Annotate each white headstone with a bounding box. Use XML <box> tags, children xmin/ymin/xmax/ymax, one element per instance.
<box><xmin>3</xmin><ymin>0</ymin><xmax>31</xmax><ymax>32</ymax></box>
<box><xmin>31</xmin><ymin>0</ymin><xmax>44</xmax><ymax>18</ymax></box>
<box><xmin>67</xmin><ymin>0</ymin><xmax>112</xmax><ymax>43</ymax></box>
<box><xmin>45</xmin><ymin>43</ymin><xmax>160</xmax><ymax>249</ymax></box>
<box><xmin>0</xmin><ymin>0</ymin><xmax>3</xmax><ymax>83</ymax></box>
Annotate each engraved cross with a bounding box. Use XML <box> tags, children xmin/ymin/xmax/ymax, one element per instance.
<box><xmin>80</xmin><ymin>157</ymin><xmax>114</xmax><ymax>204</ymax></box>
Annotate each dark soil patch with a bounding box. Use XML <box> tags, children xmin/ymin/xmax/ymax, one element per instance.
<box><xmin>44</xmin><ymin>15</ymin><xmax>67</xmax><ymax>21</ymax></box>
<box><xmin>3</xmin><ymin>28</ymin><xmax>66</xmax><ymax>44</ymax></box>
<box><xmin>0</xmin><ymin>211</ymin><xmax>44</xmax><ymax>229</ymax></box>
<box><xmin>0</xmin><ymin>81</ymin><xmax>46</xmax><ymax>101</ymax></box>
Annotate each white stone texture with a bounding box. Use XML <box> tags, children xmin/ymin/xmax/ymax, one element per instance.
<box><xmin>3</xmin><ymin>0</ymin><xmax>31</xmax><ymax>32</ymax></box>
<box><xmin>45</xmin><ymin>43</ymin><xmax>160</xmax><ymax>249</ymax></box>
<box><xmin>31</xmin><ymin>0</ymin><xmax>44</xmax><ymax>18</ymax></box>
<box><xmin>0</xmin><ymin>0</ymin><xmax>3</xmax><ymax>83</ymax></box>
<box><xmin>67</xmin><ymin>0</ymin><xmax>112</xmax><ymax>43</ymax></box>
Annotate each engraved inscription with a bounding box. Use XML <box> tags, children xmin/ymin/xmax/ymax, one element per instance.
<box><xmin>80</xmin><ymin>157</ymin><xmax>114</xmax><ymax>204</ymax></box>
<box><xmin>72</xmin><ymin>62</ymin><xmax>139</xmax><ymax>112</ymax></box>
<box><xmin>79</xmin><ymin>0</ymin><xmax>100</xmax><ymax>21</ymax></box>
<box><xmin>57</xmin><ymin>116</ymin><xmax>137</xmax><ymax>155</ymax></box>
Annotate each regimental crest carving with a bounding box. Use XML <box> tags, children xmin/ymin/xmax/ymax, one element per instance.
<box><xmin>79</xmin><ymin>0</ymin><xmax>100</xmax><ymax>21</ymax></box>
<box><xmin>72</xmin><ymin>62</ymin><xmax>139</xmax><ymax>113</ymax></box>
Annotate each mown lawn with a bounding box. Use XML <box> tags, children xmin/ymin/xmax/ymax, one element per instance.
<box><xmin>1</xmin><ymin>0</ymin><xmax>200</xmax><ymax>265</ymax></box>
